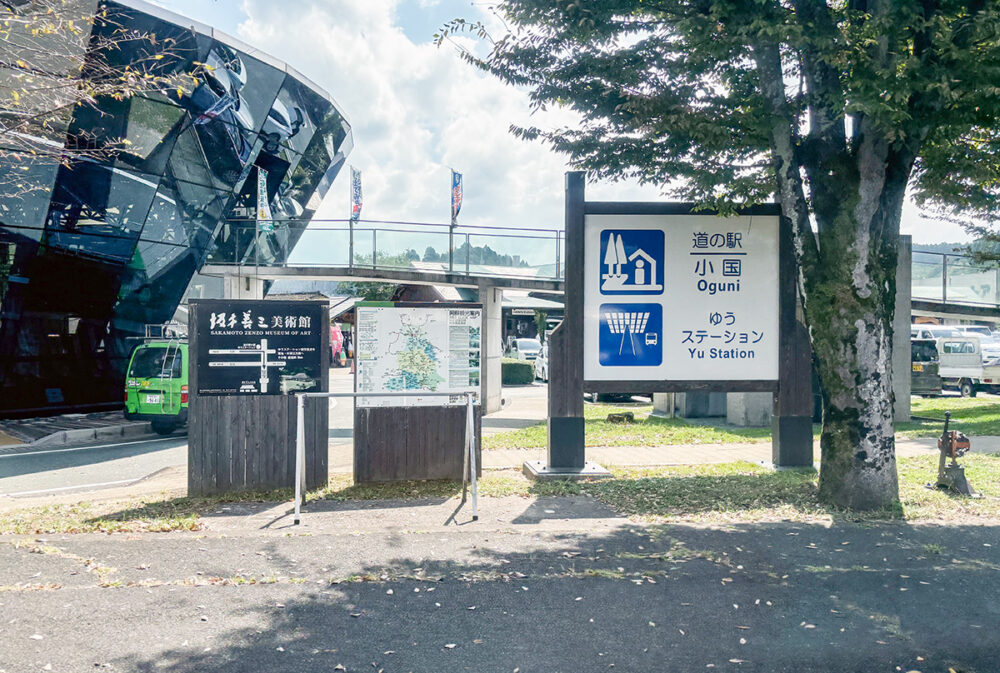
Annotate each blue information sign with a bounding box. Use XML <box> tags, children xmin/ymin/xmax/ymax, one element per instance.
<box><xmin>598</xmin><ymin>303</ymin><xmax>663</xmax><ymax>367</ymax></box>
<box><xmin>599</xmin><ymin>229</ymin><xmax>664</xmax><ymax>295</ymax></box>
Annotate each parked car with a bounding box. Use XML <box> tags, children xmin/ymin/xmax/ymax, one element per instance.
<box><xmin>123</xmin><ymin>339</ymin><xmax>188</xmax><ymax>435</ymax></box>
<box><xmin>534</xmin><ymin>343</ymin><xmax>549</xmax><ymax>381</ymax></box>
<box><xmin>507</xmin><ymin>337</ymin><xmax>542</xmax><ymax>361</ymax></box>
<box><xmin>910</xmin><ymin>339</ymin><xmax>942</xmax><ymax>396</ymax></box>
<box><xmin>937</xmin><ymin>335</ymin><xmax>982</xmax><ymax>397</ymax></box>
<box><xmin>911</xmin><ymin>325</ymin><xmax>962</xmax><ymax>340</ymax></box>
<box><xmin>955</xmin><ymin>325</ymin><xmax>997</xmax><ymax>339</ymax></box>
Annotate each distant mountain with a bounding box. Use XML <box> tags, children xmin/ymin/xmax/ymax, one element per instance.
<box><xmin>912</xmin><ymin>242</ymin><xmax>969</xmax><ymax>255</ymax></box>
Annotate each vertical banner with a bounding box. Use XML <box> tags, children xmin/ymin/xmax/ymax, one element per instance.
<box><xmin>451</xmin><ymin>170</ymin><xmax>463</xmax><ymax>224</ymax></box>
<box><xmin>350</xmin><ymin>166</ymin><xmax>362</xmax><ymax>222</ymax></box>
<box><xmin>256</xmin><ymin>168</ymin><xmax>273</xmax><ymax>232</ymax></box>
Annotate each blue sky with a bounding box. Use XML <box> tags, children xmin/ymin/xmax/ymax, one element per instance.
<box><xmin>150</xmin><ymin>0</ymin><xmax>970</xmax><ymax>248</ymax></box>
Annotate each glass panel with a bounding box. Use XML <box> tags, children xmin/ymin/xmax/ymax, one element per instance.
<box><xmin>44</xmin><ymin>163</ymin><xmax>162</xmax><ymax>262</ymax></box>
<box><xmin>911</xmin><ymin>252</ymin><xmax>944</xmax><ymax>302</ymax></box>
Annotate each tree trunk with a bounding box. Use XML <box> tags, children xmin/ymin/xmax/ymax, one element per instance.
<box><xmin>804</xmin><ymin>154</ymin><xmax>908</xmax><ymax>510</ymax></box>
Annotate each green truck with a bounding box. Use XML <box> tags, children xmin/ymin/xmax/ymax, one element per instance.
<box><xmin>123</xmin><ymin>338</ymin><xmax>188</xmax><ymax>435</ymax></box>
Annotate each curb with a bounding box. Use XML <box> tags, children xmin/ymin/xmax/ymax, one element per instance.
<box><xmin>29</xmin><ymin>421</ymin><xmax>153</xmax><ymax>447</ymax></box>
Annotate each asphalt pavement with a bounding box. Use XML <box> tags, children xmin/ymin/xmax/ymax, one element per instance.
<box><xmin>1</xmin><ymin>496</ymin><xmax>997</xmax><ymax>672</ymax></box>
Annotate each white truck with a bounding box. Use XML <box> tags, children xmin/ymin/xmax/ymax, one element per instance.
<box><xmin>936</xmin><ymin>336</ymin><xmax>982</xmax><ymax>397</ymax></box>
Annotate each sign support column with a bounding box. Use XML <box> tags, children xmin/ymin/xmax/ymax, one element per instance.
<box><xmin>526</xmin><ymin>172</ymin><xmax>604</xmax><ymax>478</ymax></box>
<box><xmin>772</xmin><ymin>216</ymin><xmax>814</xmax><ymax>467</ymax></box>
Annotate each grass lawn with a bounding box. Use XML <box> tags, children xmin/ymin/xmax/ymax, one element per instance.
<box><xmin>484</xmin><ymin>396</ymin><xmax>1000</xmax><ymax>450</ymax></box>
<box><xmin>3</xmin><ymin>453</ymin><xmax>998</xmax><ymax>534</ymax></box>
<box><xmin>897</xmin><ymin>395</ymin><xmax>1000</xmax><ymax>437</ymax></box>
<box><xmin>483</xmin><ymin>403</ymin><xmax>773</xmax><ymax>450</ymax></box>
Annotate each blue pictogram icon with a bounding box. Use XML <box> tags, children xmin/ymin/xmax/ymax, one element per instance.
<box><xmin>599</xmin><ymin>303</ymin><xmax>662</xmax><ymax>367</ymax></box>
<box><xmin>600</xmin><ymin>229</ymin><xmax>664</xmax><ymax>295</ymax></box>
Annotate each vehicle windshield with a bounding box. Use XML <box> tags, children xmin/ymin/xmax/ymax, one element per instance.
<box><xmin>516</xmin><ymin>338</ymin><xmax>541</xmax><ymax>352</ymax></box>
<box><xmin>129</xmin><ymin>347</ymin><xmax>182</xmax><ymax>378</ymax></box>
<box><xmin>911</xmin><ymin>341</ymin><xmax>938</xmax><ymax>363</ymax></box>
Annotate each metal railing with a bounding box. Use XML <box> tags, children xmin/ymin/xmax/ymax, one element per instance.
<box><xmin>206</xmin><ymin>219</ymin><xmax>565</xmax><ymax>282</ymax></box>
<box><xmin>912</xmin><ymin>250</ymin><xmax>1000</xmax><ymax>308</ymax></box>
<box><xmin>292</xmin><ymin>391</ymin><xmax>479</xmax><ymax>525</ymax></box>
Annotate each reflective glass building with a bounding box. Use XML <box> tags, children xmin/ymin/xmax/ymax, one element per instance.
<box><xmin>0</xmin><ymin>0</ymin><xmax>352</xmax><ymax>416</ymax></box>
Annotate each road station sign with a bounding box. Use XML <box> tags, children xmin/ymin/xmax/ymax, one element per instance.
<box><xmin>583</xmin><ymin>213</ymin><xmax>780</xmax><ymax>382</ymax></box>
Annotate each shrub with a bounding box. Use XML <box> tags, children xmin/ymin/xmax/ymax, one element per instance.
<box><xmin>502</xmin><ymin>358</ymin><xmax>535</xmax><ymax>385</ymax></box>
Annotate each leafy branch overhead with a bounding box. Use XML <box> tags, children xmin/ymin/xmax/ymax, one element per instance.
<box><xmin>438</xmin><ymin>2</ymin><xmax>1000</xmax><ymax>221</ymax></box>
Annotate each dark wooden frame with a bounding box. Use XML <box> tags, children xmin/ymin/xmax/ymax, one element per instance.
<box><xmin>352</xmin><ymin>300</ymin><xmax>484</xmax><ymax>483</ymax></box>
<box><xmin>188</xmin><ymin>299</ymin><xmax>330</xmax><ymax>496</ymax></box>
<box><xmin>547</xmin><ymin>172</ymin><xmax>812</xmax><ymax>469</ymax></box>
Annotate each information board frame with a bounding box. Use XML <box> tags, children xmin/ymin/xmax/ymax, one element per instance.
<box><xmin>353</xmin><ymin>301</ymin><xmax>484</xmax><ymax>408</ymax></box>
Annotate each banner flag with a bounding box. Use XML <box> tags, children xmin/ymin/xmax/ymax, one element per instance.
<box><xmin>257</xmin><ymin>168</ymin><xmax>273</xmax><ymax>232</ymax></box>
<box><xmin>451</xmin><ymin>170</ymin><xmax>463</xmax><ymax>224</ymax></box>
<box><xmin>350</xmin><ymin>167</ymin><xmax>362</xmax><ymax>222</ymax></box>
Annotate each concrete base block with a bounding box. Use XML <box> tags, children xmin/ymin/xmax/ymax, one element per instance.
<box><xmin>522</xmin><ymin>460</ymin><xmax>612</xmax><ymax>481</ymax></box>
<box><xmin>674</xmin><ymin>392</ymin><xmax>726</xmax><ymax>418</ymax></box>
<box><xmin>727</xmin><ymin>392</ymin><xmax>773</xmax><ymax>427</ymax></box>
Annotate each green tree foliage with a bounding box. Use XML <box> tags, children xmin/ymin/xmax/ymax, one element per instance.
<box><xmin>439</xmin><ymin>1</ymin><xmax>1000</xmax><ymax>509</ymax></box>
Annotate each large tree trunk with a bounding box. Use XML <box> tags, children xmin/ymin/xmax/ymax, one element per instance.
<box><xmin>804</xmin><ymin>145</ymin><xmax>909</xmax><ymax>510</ymax></box>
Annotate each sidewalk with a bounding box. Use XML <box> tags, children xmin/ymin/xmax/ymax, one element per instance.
<box><xmin>0</xmin><ymin>410</ymin><xmax>151</xmax><ymax>449</ymax></box>
<box><xmin>1</xmin><ymin>493</ymin><xmax>997</xmax><ymax>672</ymax></box>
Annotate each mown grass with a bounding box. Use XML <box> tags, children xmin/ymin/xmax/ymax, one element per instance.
<box><xmin>897</xmin><ymin>395</ymin><xmax>1000</xmax><ymax>437</ymax></box>
<box><xmin>3</xmin><ymin>454</ymin><xmax>998</xmax><ymax>534</ymax></box>
<box><xmin>483</xmin><ymin>403</ymin><xmax>773</xmax><ymax>450</ymax></box>
<box><xmin>484</xmin><ymin>396</ymin><xmax>1000</xmax><ymax>449</ymax></box>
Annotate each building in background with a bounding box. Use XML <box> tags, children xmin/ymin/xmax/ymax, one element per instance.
<box><xmin>0</xmin><ymin>0</ymin><xmax>352</xmax><ymax>416</ymax></box>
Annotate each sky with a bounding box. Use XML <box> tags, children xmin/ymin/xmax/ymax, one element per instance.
<box><xmin>152</xmin><ymin>0</ymin><xmax>971</xmax><ymax>249</ymax></box>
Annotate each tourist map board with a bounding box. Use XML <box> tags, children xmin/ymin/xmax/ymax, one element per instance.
<box><xmin>355</xmin><ymin>303</ymin><xmax>482</xmax><ymax>407</ymax></box>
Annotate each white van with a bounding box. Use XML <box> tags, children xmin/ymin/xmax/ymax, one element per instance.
<box><xmin>911</xmin><ymin>325</ymin><xmax>962</xmax><ymax>340</ymax></box>
<box><xmin>937</xmin><ymin>336</ymin><xmax>982</xmax><ymax>396</ymax></box>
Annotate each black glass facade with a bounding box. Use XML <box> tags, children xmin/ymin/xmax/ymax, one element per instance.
<box><xmin>0</xmin><ymin>0</ymin><xmax>352</xmax><ymax>416</ymax></box>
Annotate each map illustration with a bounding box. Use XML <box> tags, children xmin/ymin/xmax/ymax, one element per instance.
<box><xmin>384</xmin><ymin>323</ymin><xmax>445</xmax><ymax>392</ymax></box>
<box><xmin>356</xmin><ymin>305</ymin><xmax>481</xmax><ymax>407</ymax></box>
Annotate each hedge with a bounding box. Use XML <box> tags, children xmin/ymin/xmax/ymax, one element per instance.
<box><xmin>502</xmin><ymin>358</ymin><xmax>535</xmax><ymax>385</ymax></box>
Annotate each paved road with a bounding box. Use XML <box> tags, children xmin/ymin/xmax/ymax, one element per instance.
<box><xmin>0</xmin><ymin>436</ymin><xmax>187</xmax><ymax>497</ymax></box>
<box><xmin>0</xmin><ymin>369</ymin><xmax>548</xmax><ymax>497</ymax></box>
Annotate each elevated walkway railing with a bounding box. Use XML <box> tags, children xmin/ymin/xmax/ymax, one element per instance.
<box><xmin>205</xmin><ymin>219</ymin><xmax>564</xmax><ymax>283</ymax></box>
<box><xmin>201</xmin><ymin>220</ymin><xmax>1000</xmax><ymax>311</ymax></box>
<box><xmin>912</xmin><ymin>250</ymin><xmax>1000</xmax><ymax>310</ymax></box>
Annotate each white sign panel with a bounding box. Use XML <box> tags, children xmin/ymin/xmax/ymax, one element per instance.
<box><xmin>356</xmin><ymin>304</ymin><xmax>482</xmax><ymax>407</ymax></box>
<box><xmin>583</xmin><ymin>213</ymin><xmax>779</xmax><ymax>381</ymax></box>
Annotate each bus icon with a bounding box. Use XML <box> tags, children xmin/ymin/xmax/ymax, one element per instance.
<box><xmin>645</xmin><ymin>333</ymin><xmax>658</xmax><ymax>346</ymax></box>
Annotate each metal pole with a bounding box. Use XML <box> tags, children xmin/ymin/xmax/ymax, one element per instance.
<box><xmin>555</xmin><ymin>230</ymin><xmax>561</xmax><ymax>279</ymax></box>
<box><xmin>467</xmin><ymin>392</ymin><xmax>478</xmax><ymax>521</ymax></box>
<box><xmin>449</xmin><ymin>226</ymin><xmax>455</xmax><ymax>272</ymax></box>
<box><xmin>942</xmin><ymin>254</ymin><xmax>948</xmax><ymax>304</ymax></box>
<box><xmin>372</xmin><ymin>229</ymin><xmax>377</xmax><ymax>270</ymax></box>
<box><xmin>461</xmin><ymin>397</ymin><xmax>470</xmax><ymax>503</ymax></box>
<box><xmin>349</xmin><ymin>219</ymin><xmax>354</xmax><ymax>268</ymax></box>
<box><xmin>465</xmin><ymin>233</ymin><xmax>470</xmax><ymax>275</ymax></box>
<box><xmin>294</xmin><ymin>393</ymin><xmax>305</xmax><ymax>525</ymax></box>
